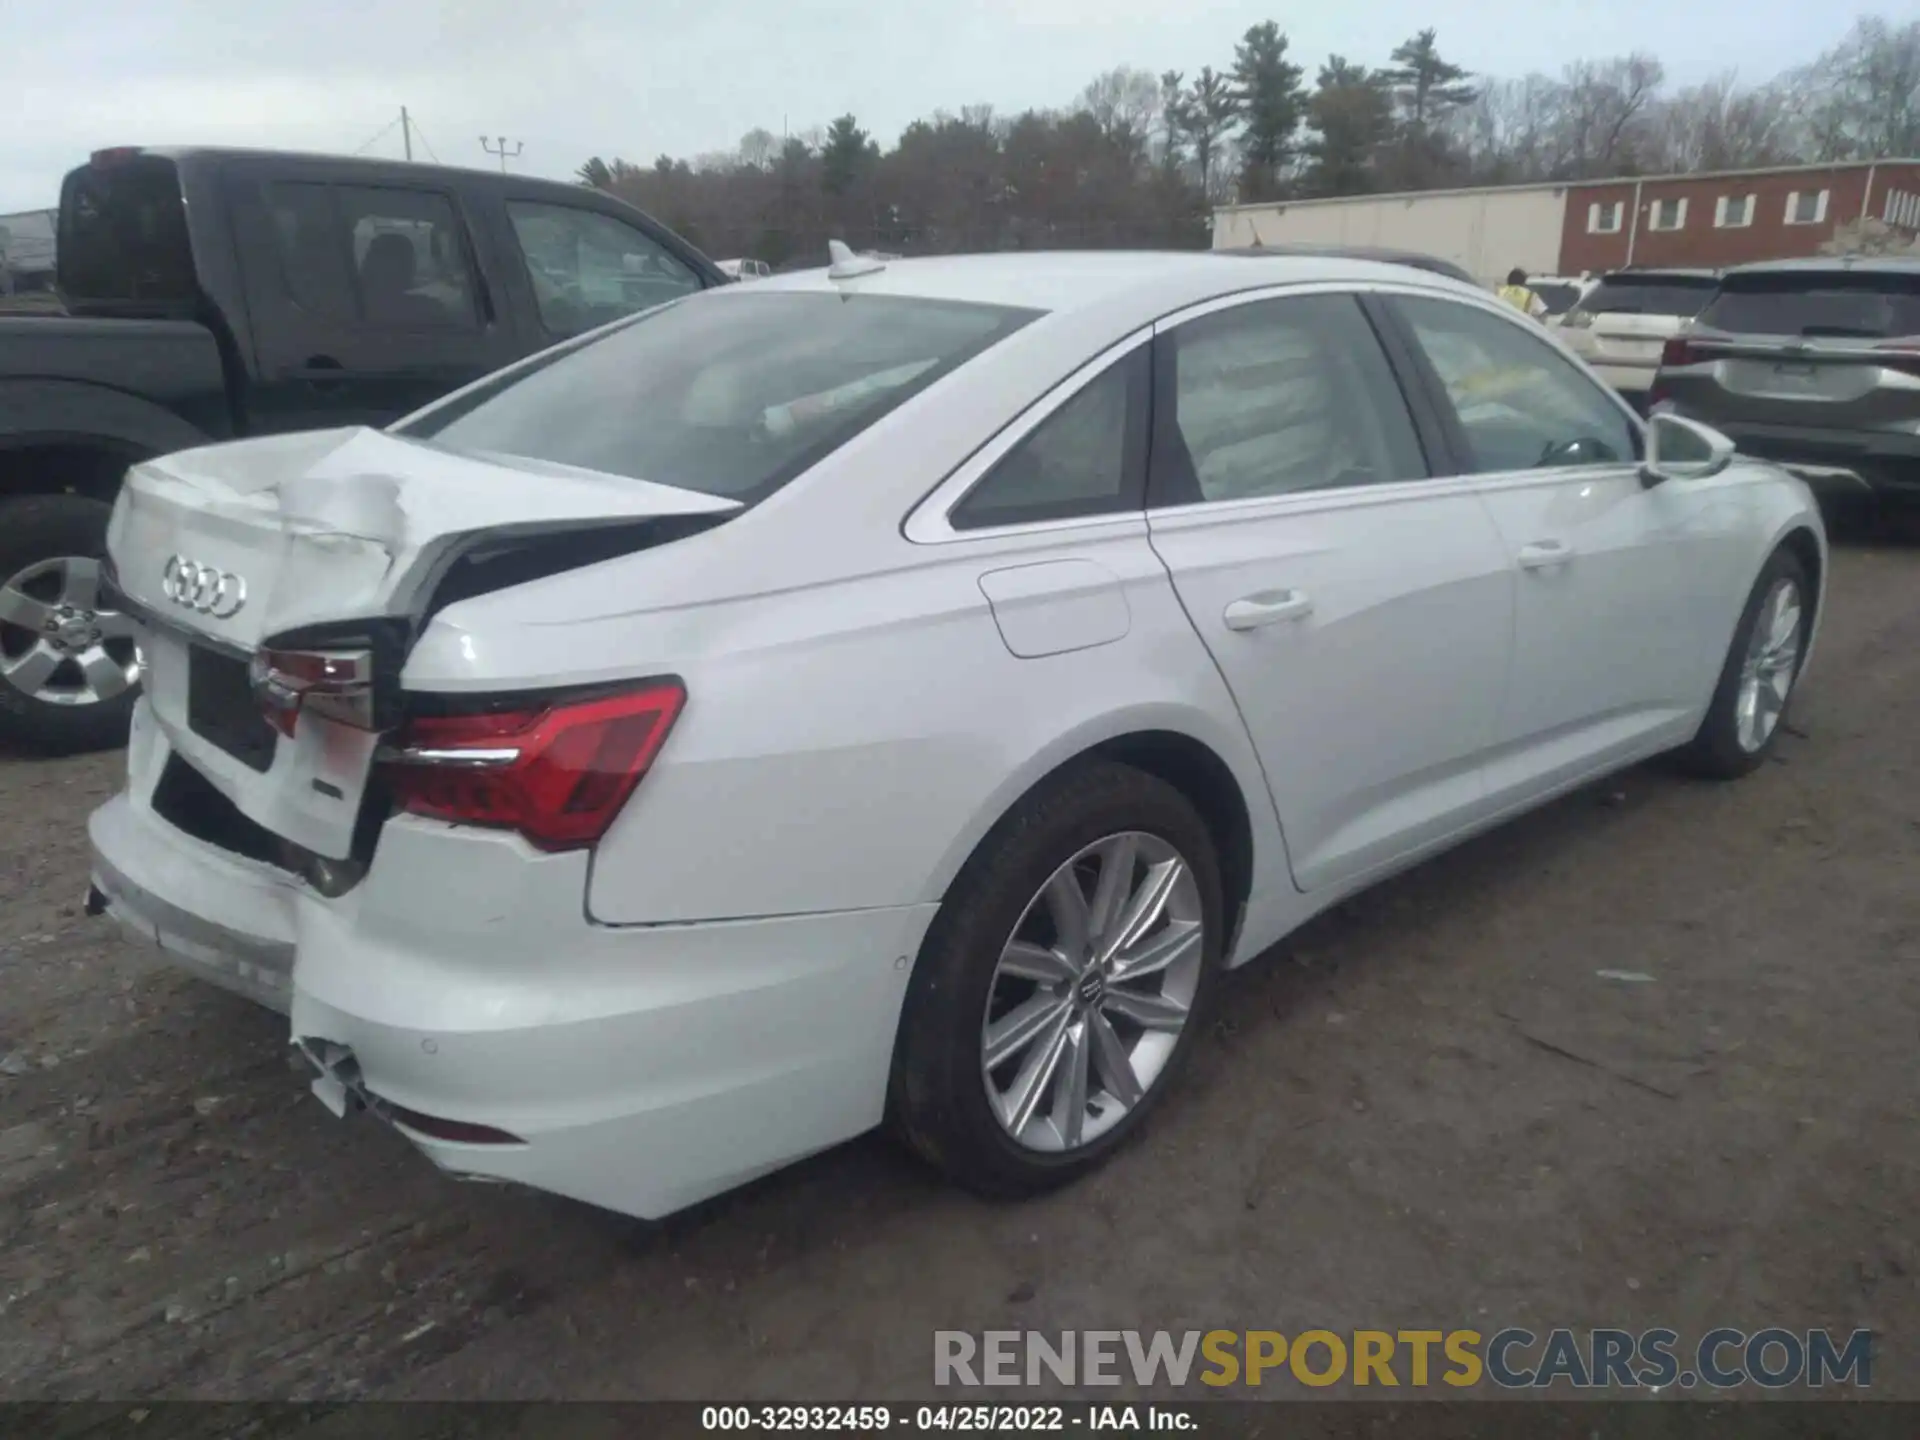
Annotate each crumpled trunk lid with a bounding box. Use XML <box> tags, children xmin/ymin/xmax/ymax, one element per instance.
<box><xmin>107</xmin><ymin>426</ymin><xmax>737</xmax><ymax>861</ymax></box>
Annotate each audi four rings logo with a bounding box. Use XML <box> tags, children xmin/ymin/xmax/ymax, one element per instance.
<box><xmin>161</xmin><ymin>555</ymin><xmax>248</xmax><ymax>618</ymax></box>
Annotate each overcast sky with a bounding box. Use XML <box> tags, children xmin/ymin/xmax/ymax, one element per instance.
<box><xmin>0</xmin><ymin>0</ymin><xmax>1898</xmax><ymax>211</ymax></box>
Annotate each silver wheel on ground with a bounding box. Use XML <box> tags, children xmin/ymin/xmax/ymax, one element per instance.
<box><xmin>0</xmin><ymin>556</ymin><xmax>142</xmax><ymax>709</ymax></box>
<box><xmin>980</xmin><ymin>831</ymin><xmax>1204</xmax><ymax>1153</ymax></box>
<box><xmin>1734</xmin><ymin>575</ymin><xmax>1803</xmax><ymax>754</ymax></box>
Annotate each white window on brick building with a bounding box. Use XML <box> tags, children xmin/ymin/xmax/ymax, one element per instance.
<box><xmin>1648</xmin><ymin>197</ymin><xmax>1688</xmax><ymax>231</ymax></box>
<box><xmin>1587</xmin><ymin>201</ymin><xmax>1623</xmax><ymax>234</ymax></box>
<box><xmin>1784</xmin><ymin>189</ymin><xmax>1830</xmax><ymax>226</ymax></box>
<box><xmin>1883</xmin><ymin>189</ymin><xmax>1920</xmax><ymax>231</ymax></box>
<box><xmin>1714</xmin><ymin>194</ymin><xmax>1755</xmax><ymax>228</ymax></box>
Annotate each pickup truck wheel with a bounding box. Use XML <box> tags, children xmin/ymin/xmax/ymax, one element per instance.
<box><xmin>0</xmin><ymin>494</ymin><xmax>142</xmax><ymax>755</ymax></box>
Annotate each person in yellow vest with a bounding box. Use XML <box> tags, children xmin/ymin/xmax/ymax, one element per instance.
<box><xmin>1497</xmin><ymin>268</ymin><xmax>1548</xmax><ymax>320</ymax></box>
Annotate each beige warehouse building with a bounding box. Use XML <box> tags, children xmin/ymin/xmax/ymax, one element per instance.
<box><xmin>1213</xmin><ymin>183</ymin><xmax>1573</xmax><ymax>284</ymax></box>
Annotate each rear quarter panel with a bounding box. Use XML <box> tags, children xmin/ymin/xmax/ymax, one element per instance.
<box><xmin>412</xmin><ymin>518</ymin><xmax>1287</xmax><ymax>940</ymax></box>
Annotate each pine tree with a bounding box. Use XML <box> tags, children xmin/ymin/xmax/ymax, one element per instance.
<box><xmin>1381</xmin><ymin>29</ymin><xmax>1477</xmax><ymax>132</ymax></box>
<box><xmin>1304</xmin><ymin>58</ymin><xmax>1393</xmax><ymax>197</ymax></box>
<box><xmin>1231</xmin><ymin>21</ymin><xmax>1307</xmax><ymax>202</ymax></box>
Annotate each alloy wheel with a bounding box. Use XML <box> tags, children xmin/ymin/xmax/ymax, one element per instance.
<box><xmin>1735</xmin><ymin>575</ymin><xmax>1802</xmax><ymax>753</ymax></box>
<box><xmin>0</xmin><ymin>556</ymin><xmax>142</xmax><ymax>708</ymax></box>
<box><xmin>980</xmin><ymin>831</ymin><xmax>1205</xmax><ymax>1153</ymax></box>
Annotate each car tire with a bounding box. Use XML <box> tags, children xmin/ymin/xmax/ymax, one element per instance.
<box><xmin>889</xmin><ymin>760</ymin><xmax>1225</xmax><ymax>1199</ymax></box>
<box><xmin>0</xmin><ymin>493</ymin><xmax>141</xmax><ymax>756</ymax></box>
<box><xmin>1673</xmin><ymin>545</ymin><xmax>1812</xmax><ymax>780</ymax></box>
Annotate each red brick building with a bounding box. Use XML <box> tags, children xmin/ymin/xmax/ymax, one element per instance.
<box><xmin>1559</xmin><ymin>159</ymin><xmax>1920</xmax><ymax>274</ymax></box>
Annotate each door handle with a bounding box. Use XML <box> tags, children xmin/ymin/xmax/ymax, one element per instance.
<box><xmin>1223</xmin><ymin>589</ymin><xmax>1314</xmax><ymax>630</ymax></box>
<box><xmin>1517</xmin><ymin>540</ymin><xmax>1574</xmax><ymax>571</ymax></box>
<box><xmin>293</xmin><ymin>356</ymin><xmax>350</xmax><ymax>393</ymax></box>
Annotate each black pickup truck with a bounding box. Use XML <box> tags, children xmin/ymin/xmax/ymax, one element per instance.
<box><xmin>0</xmin><ymin>146</ymin><xmax>725</xmax><ymax>753</ymax></box>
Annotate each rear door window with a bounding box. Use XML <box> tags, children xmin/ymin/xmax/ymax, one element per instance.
<box><xmin>1152</xmin><ymin>293</ymin><xmax>1427</xmax><ymax>505</ymax></box>
<box><xmin>1698</xmin><ymin>270</ymin><xmax>1920</xmax><ymax>338</ymax></box>
<box><xmin>263</xmin><ymin>182</ymin><xmax>478</xmax><ymax>329</ymax></box>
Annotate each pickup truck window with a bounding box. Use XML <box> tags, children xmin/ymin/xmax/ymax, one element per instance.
<box><xmin>58</xmin><ymin>156</ymin><xmax>196</xmax><ymax>306</ymax></box>
<box><xmin>265</xmin><ymin>182</ymin><xmax>478</xmax><ymax>330</ymax></box>
<box><xmin>505</xmin><ymin>202</ymin><xmax>699</xmax><ymax>337</ymax></box>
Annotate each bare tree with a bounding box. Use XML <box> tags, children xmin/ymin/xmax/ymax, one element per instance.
<box><xmin>1553</xmin><ymin>54</ymin><xmax>1666</xmax><ymax>176</ymax></box>
<box><xmin>737</xmin><ymin>128</ymin><xmax>779</xmax><ymax>171</ymax></box>
<box><xmin>1644</xmin><ymin>74</ymin><xmax>1798</xmax><ymax>173</ymax></box>
<box><xmin>1076</xmin><ymin>66</ymin><xmax>1163</xmax><ymax>163</ymax></box>
<box><xmin>1783</xmin><ymin>18</ymin><xmax>1920</xmax><ymax>160</ymax></box>
<box><xmin>1462</xmin><ymin>74</ymin><xmax>1569</xmax><ymax>181</ymax></box>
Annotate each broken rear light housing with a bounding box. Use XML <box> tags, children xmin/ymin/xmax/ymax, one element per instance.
<box><xmin>377</xmin><ymin>679</ymin><xmax>686</xmax><ymax>852</ymax></box>
<box><xmin>1658</xmin><ymin>337</ymin><xmax>1702</xmax><ymax>370</ymax></box>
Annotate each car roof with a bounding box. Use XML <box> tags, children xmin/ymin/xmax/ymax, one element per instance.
<box><xmin>1721</xmin><ymin>255</ymin><xmax>1920</xmax><ymax>278</ymax></box>
<box><xmin>747</xmin><ymin>249</ymin><xmax>1483</xmax><ymax>316</ymax></box>
<box><xmin>1596</xmin><ymin>267</ymin><xmax>1721</xmax><ymax>282</ymax></box>
<box><xmin>1215</xmin><ymin>243</ymin><xmax>1478</xmax><ymax>285</ymax></box>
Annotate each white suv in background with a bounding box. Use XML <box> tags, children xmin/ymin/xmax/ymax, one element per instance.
<box><xmin>1528</xmin><ymin>274</ymin><xmax>1596</xmax><ymax>325</ymax></box>
<box><xmin>1559</xmin><ymin>268</ymin><xmax>1721</xmax><ymax>409</ymax></box>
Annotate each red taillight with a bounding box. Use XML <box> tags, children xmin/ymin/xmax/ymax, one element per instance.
<box><xmin>379</xmin><ymin>680</ymin><xmax>685</xmax><ymax>852</ymax></box>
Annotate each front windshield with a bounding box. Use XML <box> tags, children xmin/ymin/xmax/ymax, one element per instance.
<box><xmin>401</xmin><ymin>290</ymin><xmax>1039</xmax><ymax>503</ymax></box>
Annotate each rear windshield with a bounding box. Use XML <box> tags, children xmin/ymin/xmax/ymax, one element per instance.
<box><xmin>1698</xmin><ymin>269</ymin><xmax>1920</xmax><ymax>338</ymax></box>
<box><xmin>403</xmin><ymin>292</ymin><xmax>1038</xmax><ymax>503</ymax></box>
<box><xmin>1532</xmin><ymin>282</ymin><xmax>1581</xmax><ymax>315</ymax></box>
<box><xmin>57</xmin><ymin>156</ymin><xmax>196</xmax><ymax>307</ymax></box>
<box><xmin>1574</xmin><ymin>275</ymin><xmax>1718</xmax><ymax>319</ymax></box>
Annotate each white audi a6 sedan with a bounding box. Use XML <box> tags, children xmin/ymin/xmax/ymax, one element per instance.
<box><xmin>88</xmin><ymin>248</ymin><xmax>1825</xmax><ymax>1218</ymax></box>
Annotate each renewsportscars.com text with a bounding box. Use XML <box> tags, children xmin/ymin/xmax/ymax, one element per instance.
<box><xmin>934</xmin><ymin>1327</ymin><xmax>1873</xmax><ymax>1391</ymax></box>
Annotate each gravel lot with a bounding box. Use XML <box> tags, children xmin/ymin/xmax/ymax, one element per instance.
<box><xmin>1</xmin><ymin>540</ymin><xmax>1915</xmax><ymax>1405</ymax></box>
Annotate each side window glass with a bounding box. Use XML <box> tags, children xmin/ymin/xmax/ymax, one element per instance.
<box><xmin>1396</xmin><ymin>295</ymin><xmax>1637</xmax><ymax>473</ymax></box>
<box><xmin>952</xmin><ymin>350</ymin><xmax>1143</xmax><ymax>531</ymax></box>
<box><xmin>506</xmin><ymin>202</ymin><xmax>700</xmax><ymax>336</ymax></box>
<box><xmin>334</xmin><ymin>186</ymin><xmax>478</xmax><ymax>329</ymax></box>
<box><xmin>263</xmin><ymin>182</ymin><xmax>356</xmax><ymax>321</ymax></box>
<box><xmin>1155</xmin><ymin>294</ymin><xmax>1427</xmax><ymax>505</ymax></box>
<box><xmin>264</xmin><ymin>183</ymin><xmax>477</xmax><ymax>330</ymax></box>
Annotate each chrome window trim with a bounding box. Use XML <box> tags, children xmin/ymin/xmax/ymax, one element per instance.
<box><xmin>901</xmin><ymin>276</ymin><xmax>1647</xmax><ymax>542</ymax></box>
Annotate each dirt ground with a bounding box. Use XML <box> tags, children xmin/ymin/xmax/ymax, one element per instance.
<box><xmin>0</xmin><ymin>541</ymin><xmax>1914</xmax><ymax>1407</ymax></box>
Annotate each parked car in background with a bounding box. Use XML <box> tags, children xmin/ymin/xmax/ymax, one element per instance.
<box><xmin>1651</xmin><ymin>257</ymin><xmax>1920</xmax><ymax>534</ymax></box>
<box><xmin>1559</xmin><ymin>268</ymin><xmax>1720</xmax><ymax>409</ymax></box>
<box><xmin>0</xmin><ymin>147</ymin><xmax>724</xmax><ymax>754</ymax></box>
<box><xmin>1529</xmin><ymin>273</ymin><xmax>1596</xmax><ymax>325</ymax></box>
<box><xmin>717</xmin><ymin>258</ymin><xmax>772</xmax><ymax>281</ymax></box>
<box><xmin>88</xmin><ymin>249</ymin><xmax>1825</xmax><ymax>1220</ymax></box>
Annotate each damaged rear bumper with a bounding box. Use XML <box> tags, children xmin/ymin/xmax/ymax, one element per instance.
<box><xmin>89</xmin><ymin>793</ymin><xmax>299</xmax><ymax>1013</ymax></box>
<box><xmin>87</xmin><ymin>757</ymin><xmax>938</xmax><ymax>1219</ymax></box>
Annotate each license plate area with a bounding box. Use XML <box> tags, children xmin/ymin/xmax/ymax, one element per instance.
<box><xmin>187</xmin><ymin>644</ymin><xmax>277</xmax><ymax>774</ymax></box>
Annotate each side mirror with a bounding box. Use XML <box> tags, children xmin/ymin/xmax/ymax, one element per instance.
<box><xmin>1640</xmin><ymin>410</ymin><xmax>1735</xmax><ymax>487</ymax></box>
